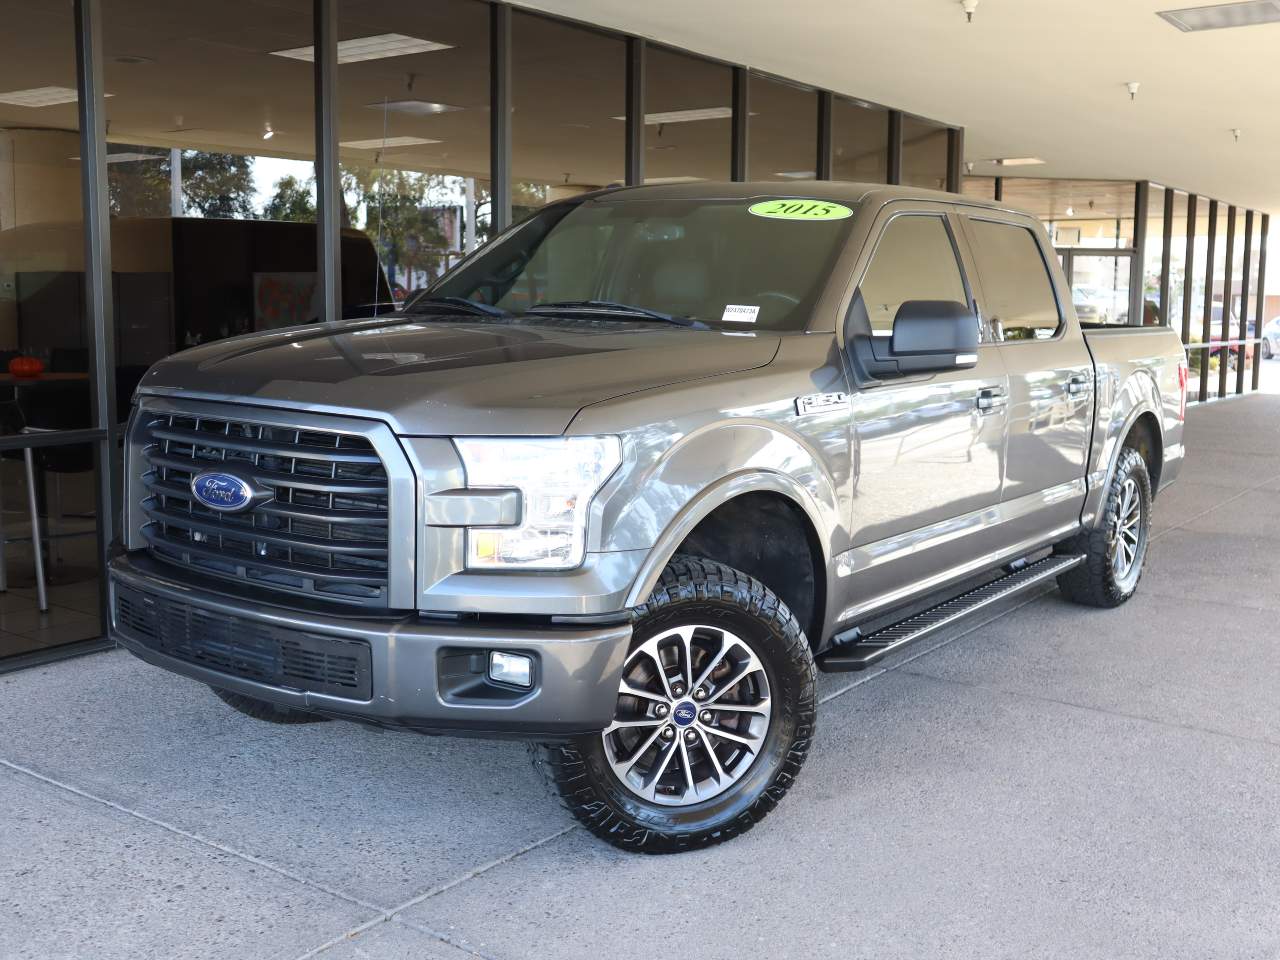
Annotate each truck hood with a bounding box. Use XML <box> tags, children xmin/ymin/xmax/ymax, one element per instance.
<box><xmin>137</xmin><ymin>316</ymin><xmax>781</xmax><ymax>435</ymax></box>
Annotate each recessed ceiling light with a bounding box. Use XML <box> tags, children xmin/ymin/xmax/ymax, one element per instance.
<box><xmin>271</xmin><ymin>33</ymin><xmax>452</xmax><ymax>64</ymax></box>
<box><xmin>366</xmin><ymin>99</ymin><xmax>464</xmax><ymax>116</ymax></box>
<box><xmin>1157</xmin><ymin>0</ymin><xmax>1280</xmax><ymax>31</ymax></box>
<box><xmin>0</xmin><ymin>86</ymin><xmax>85</xmax><ymax>107</ymax></box>
<box><xmin>611</xmin><ymin>107</ymin><xmax>733</xmax><ymax>124</ymax></box>
<box><xmin>989</xmin><ymin>156</ymin><xmax>1046</xmax><ymax>166</ymax></box>
<box><xmin>339</xmin><ymin>135</ymin><xmax>441</xmax><ymax>150</ymax></box>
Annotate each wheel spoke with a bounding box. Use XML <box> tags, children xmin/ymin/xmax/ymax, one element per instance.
<box><xmin>705</xmin><ymin>654</ymin><xmax>764</xmax><ymax>705</ymax></box>
<box><xmin>704</xmin><ymin>698</ymin><xmax>770</xmax><ymax>716</ymax></box>
<box><xmin>676</xmin><ymin>736</ymin><xmax>697</xmax><ymax>798</ymax></box>
<box><xmin>691</xmin><ymin>635</ymin><xmax>732</xmax><ymax>694</ymax></box>
<box><xmin>603</xmin><ymin>717</ymin><xmax>663</xmax><ymax>735</ymax></box>
<box><xmin>632</xmin><ymin>644</ymin><xmax>675</xmax><ymax>700</ymax></box>
<box><xmin>643</xmin><ymin>737</ymin><xmax>681</xmax><ymax>799</ymax></box>
<box><xmin>620</xmin><ymin>681</ymin><xmax>667</xmax><ymax>705</ymax></box>
<box><xmin>695</xmin><ymin>727</ymin><xmax>727</xmax><ymax>783</ymax></box>
<box><xmin>702</xmin><ymin>724</ymin><xmax>763</xmax><ymax>749</ymax></box>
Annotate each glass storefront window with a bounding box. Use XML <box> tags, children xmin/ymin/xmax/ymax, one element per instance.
<box><xmin>0</xmin><ymin>0</ymin><xmax>105</xmax><ymax>661</ymax></box>
<box><xmin>512</xmin><ymin>13</ymin><xmax>624</xmax><ymax>217</ymax></box>
<box><xmin>1002</xmin><ymin>178</ymin><xmax>1136</xmax><ymax>249</ymax></box>
<box><xmin>831</xmin><ymin>98</ymin><xmax>888</xmax><ymax>183</ymax></box>
<box><xmin>747</xmin><ymin>75</ymin><xmax>817</xmax><ymax>182</ymax></box>
<box><xmin>901</xmin><ymin>116</ymin><xmax>948</xmax><ymax>190</ymax></box>
<box><xmin>643</xmin><ymin>46</ymin><xmax>732</xmax><ymax>184</ymax></box>
<box><xmin>1167</xmin><ymin>191</ymin><xmax>1190</xmax><ymax>338</ymax></box>
<box><xmin>339</xmin><ymin>0</ymin><xmax>490</xmax><ymax>302</ymax></box>
<box><xmin>103</xmin><ymin>0</ymin><xmax>320</xmax><ymax>351</ymax></box>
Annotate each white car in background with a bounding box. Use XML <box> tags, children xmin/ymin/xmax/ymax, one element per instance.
<box><xmin>1262</xmin><ymin>316</ymin><xmax>1280</xmax><ymax>359</ymax></box>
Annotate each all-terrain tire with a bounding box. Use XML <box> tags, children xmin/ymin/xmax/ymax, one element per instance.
<box><xmin>531</xmin><ymin>556</ymin><xmax>816</xmax><ymax>854</ymax></box>
<box><xmin>210</xmin><ymin>686</ymin><xmax>331</xmax><ymax>724</ymax></box>
<box><xmin>1056</xmin><ymin>445</ymin><xmax>1152</xmax><ymax>608</ymax></box>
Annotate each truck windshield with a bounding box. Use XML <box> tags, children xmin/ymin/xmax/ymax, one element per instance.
<box><xmin>420</xmin><ymin>196</ymin><xmax>858</xmax><ymax>331</ymax></box>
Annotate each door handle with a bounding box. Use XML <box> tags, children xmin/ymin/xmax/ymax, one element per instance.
<box><xmin>976</xmin><ymin>387</ymin><xmax>1007</xmax><ymax>412</ymax></box>
<box><xmin>1067</xmin><ymin>375</ymin><xmax>1090</xmax><ymax>395</ymax></box>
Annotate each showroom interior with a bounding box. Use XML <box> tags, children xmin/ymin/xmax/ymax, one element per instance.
<box><xmin>0</xmin><ymin>0</ymin><xmax>1273</xmax><ymax>671</ymax></box>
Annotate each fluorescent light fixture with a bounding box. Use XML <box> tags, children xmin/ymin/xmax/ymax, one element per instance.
<box><xmin>366</xmin><ymin>99</ymin><xmax>464</xmax><ymax>116</ymax></box>
<box><xmin>0</xmin><ymin>86</ymin><xmax>80</xmax><ymax>107</ymax></box>
<box><xmin>776</xmin><ymin>170</ymin><xmax>817</xmax><ymax>180</ymax></box>
<box><xmin>339</xmin><ymin>135</ymin><xmax>440</xmax><ymax>150</ymax></box>
<box><xmin>271</xmin><ymin>33</ymin><xmax>451</xmax><ymax>64</ymax></box>
<box><xmin>642</xmin><ymin>176</ymin><xmax>706</xmax><ymax>184</ymax></box>
<box><xmin>1157</xmin><ymin>0</ymin><xmax>1280</xmax><ymax>31</ymax></box>
<box><xmin>611</xmin><ymin>107</ymin><xmax>733</xmax><ymax>125</ymax></box>
<box><xmin>990</xmin><ymin>156</ymin><xmax>1046</xmax><ymax>166</ymax></box>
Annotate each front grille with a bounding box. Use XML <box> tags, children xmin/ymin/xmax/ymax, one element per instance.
<box><xmin>138</xmin><ymin>408</ymin><xmax>390</xmax><ymax>606</ymax></box>
<box><xmin>116</xmin><ymin>584</ymin><xmax>372</xmax><ymax>700</ymax></box>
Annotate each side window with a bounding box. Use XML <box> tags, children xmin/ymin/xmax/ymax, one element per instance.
<box><xmin>966</xmin><ymin>219</ymin><xmax>1062</xmax><ymax>341</ymax></box>
<box><xmin>858</xmin><ymin>214</ymin><xmax>968</xmax><ymax>335</ymax></box>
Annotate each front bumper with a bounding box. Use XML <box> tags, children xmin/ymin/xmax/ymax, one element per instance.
<box><xmin>109</xmin><ymin>553</ymin><xmax>632</xmax><ymax>739</ymax></box>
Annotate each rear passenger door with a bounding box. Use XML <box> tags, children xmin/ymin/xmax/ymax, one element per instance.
<box><xmin>959</xmin><ymin>213</ymin><xmax>1094</xmax><ymax>541</ymax></box>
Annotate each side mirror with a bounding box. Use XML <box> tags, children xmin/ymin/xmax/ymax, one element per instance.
<box><xmin>889</xmin><ymin>300</ymin><xmax>979</xmax><ymax>373</ymax></box>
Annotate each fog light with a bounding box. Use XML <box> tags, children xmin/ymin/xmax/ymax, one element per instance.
<box><xmin>488</xmin><ymin>650</ymin><xmax>533</xmax><ymax>688</ymax></box>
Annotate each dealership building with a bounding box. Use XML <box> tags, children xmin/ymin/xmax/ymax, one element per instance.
<box><xmin>0</xmin><ymin>0</ymin><xmax>1276</xmax><ymax>669</ymax></box>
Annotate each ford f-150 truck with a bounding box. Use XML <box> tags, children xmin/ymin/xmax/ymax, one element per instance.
<box><xmin>110</xmin><ymin>183</ymin><xmax>1187</xmax><ymax>853</ymax></box>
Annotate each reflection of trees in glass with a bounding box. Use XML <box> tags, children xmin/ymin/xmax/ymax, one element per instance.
<box><xmin>108</xmin><ymin>148</ymin><xmax>258</xmax><ymax>220</ymax></box>
<box><xmin>262</xmin><ymin>174</ymin><xmax>316</xmax><ymax>222</ymax></box>
<box><xmin>342</xmin><ymin>165</ymin><xmax>491</xmax><ymax>289</ymax></box>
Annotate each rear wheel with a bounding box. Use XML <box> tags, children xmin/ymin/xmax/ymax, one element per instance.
<box><xmin>210</xmin><ymin>686</ymin><xmax>331</xmax><ymax>724</ymax></box>
<box><xmin>1056</xmin><ymin>446</ymin><xmax>1152</xmax><ymax>607</ymax></box>
<box><xmin>1264</xmin><ymin>339</ymin><xmax>1273</xmax><ymax>360</ymax></box>
<box><xmin>532</xmin><ymin>556</ymin><xmax>816</xmax><ymax>853</ymax></box>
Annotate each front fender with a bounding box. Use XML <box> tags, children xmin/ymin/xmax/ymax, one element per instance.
<box><xmin>595</xmin><ymin>419</ymin><xmax>844</xmax><ymax>608</ymax></box>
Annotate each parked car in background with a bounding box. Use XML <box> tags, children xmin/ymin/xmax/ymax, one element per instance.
<box><xmin>1206</xmin><ymin>304</ymin><xmax>1254</xmax><ymax>364</ymax></box>
<box><xmin>1261</xmin><ymin>315</ymin><xmax>1280</xmax><ymax>359</ymax></box>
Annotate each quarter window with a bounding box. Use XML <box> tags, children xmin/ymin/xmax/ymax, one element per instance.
<box><xmin>858</xmin><ymin>215</ymin><xmax>968</xmax><ymax>335</ymax></box>
<box><xmin>966</xmin><ymin>219</ymin><xmax>1062</xmax><ymax>340</ymax></box>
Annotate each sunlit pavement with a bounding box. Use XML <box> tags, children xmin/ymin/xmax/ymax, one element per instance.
<box><xmin>4</xmin><ymin>395</ymin><xmax>1280</xmax><ymax>960</ymax></box>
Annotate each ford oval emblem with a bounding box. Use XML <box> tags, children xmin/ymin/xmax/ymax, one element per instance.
<box><xmin>190</xmin><ymin>472</ymin><xmax>255</xmax><ymax>512</ymax></box>
<box><xmin>673</xmin><ymin>701</ymin><xmax>698</xmax><ymax>726</ymax></box>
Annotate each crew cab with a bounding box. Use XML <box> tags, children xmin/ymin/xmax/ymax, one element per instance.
<box><xmin>110</xmin><ymin>183</ymin><xmax>1187</xmax><ymax>852</ymax></box>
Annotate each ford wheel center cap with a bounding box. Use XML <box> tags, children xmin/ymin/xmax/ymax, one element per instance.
<box><xmin>673</xmin><ymin>701</ymin><xmax>698</xmax><ymax>726</ymax></box>
<box><xmin>191</xmin><ymin>472</ymin><xmax>256</xmax><ymax>512</ymax></box>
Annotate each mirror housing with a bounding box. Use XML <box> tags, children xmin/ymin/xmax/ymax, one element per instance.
<box><xmin>885</xmin><ymin>300</ymin><xmax>979</xmax><ymax>374</ymax></box>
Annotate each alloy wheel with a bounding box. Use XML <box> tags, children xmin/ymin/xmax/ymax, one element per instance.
<box><xmin>1111</xmin><ymin>476</ymin><xmax>1142</xmax><ymax>579</ymax></box>
<box><xmin>601</xmin><ymin>624</ymin><xmax>772</xmax><ymax>806</ymax></box>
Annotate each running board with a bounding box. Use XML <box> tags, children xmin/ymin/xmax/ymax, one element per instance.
<box><xmin>815</xmin><ymin>554</ymin><xmax>1084</xmax><ymax>673</ymax></box>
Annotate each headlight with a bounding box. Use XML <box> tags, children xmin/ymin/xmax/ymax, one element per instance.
<box><xmin>454</xmin><ymin>436</ymin><xmax>622</xmax><ymax>570</ymax></box>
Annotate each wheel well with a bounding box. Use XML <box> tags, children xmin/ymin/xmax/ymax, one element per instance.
<box><xmin>1124</xmin><ymin>412</ymin><xmax>1163</xmax><ymax>493</ymax></box>
<box><xmin>674</xmin><ymin>492</ymin><xmax>825</xmax><ymax>647</ymax></box>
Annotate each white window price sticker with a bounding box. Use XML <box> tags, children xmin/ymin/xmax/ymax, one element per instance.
<box><xmin>721</xmin><ymin>304</ymin><xmax>760</xmax><ymax>324</ymax></box>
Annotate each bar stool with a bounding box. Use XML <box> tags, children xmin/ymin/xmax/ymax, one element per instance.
<box><xmin>0</xmin><ymin>401</ymin><xmax>48</xmax><ymax>612</ymax></box>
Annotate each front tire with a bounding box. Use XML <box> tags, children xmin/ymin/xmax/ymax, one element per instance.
<box><xmin>1056</xmin><ymin>446</ymin><xmax>1152</xmax><ymax>607</ymax></box>
<box><xmin>532</xmin><ymin>556</ymin><xmax>816</xmax><ymax>853</ymax></box>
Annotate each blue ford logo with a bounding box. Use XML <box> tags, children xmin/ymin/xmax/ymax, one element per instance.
<box><xmin>191</xmin><ymin>472</ymin><xmax>255</xmax><ymax>512</ymax></box>
<box><xmin>673</xmin><ymin>701</ymin><xmax>697</xmax><ymax>726</ymax></box>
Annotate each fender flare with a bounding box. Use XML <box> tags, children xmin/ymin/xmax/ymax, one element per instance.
<box><xmin>1082</xmin><ymin>369</ymin><xmax>1163</xmax><ymax>528</ymax></box>
<box><xmin>622</xmin><ymin>469</ymin><xmax>829</xmax><ymax>609</ymax></box>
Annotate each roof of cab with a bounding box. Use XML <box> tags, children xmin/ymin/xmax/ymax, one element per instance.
<box><xmin>584</xmin><ymin>180</ymin><xmax>1026</xmax><ymax>218</ymax></box>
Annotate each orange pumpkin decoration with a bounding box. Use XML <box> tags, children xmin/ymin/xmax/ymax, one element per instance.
<box><xmin>8</xmin><ymin>356</ymin><xmax>44</xmax><ymax>378</ymax></box>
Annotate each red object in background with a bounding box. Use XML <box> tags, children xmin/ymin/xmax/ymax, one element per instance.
<box><xmin>8</xmin><ymin>356</ymin><xmax>44</xmax><ymax>378</ymax></box>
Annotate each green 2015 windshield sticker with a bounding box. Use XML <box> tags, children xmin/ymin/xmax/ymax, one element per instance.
<box><xmin>748</xmin><ymin>199</ymin><xmax>853</xmax><ymax>221</ymax></box>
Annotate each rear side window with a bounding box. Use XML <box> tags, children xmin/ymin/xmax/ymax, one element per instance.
<box><xmin>858</xmin><ymin>214</ymin><xmax>968</xmax><ymax>335</ymax></box>
<box><xmin>966</xmin><ymin>219</ymin><xmax>1062</xmax><ymax>341</ymax></box>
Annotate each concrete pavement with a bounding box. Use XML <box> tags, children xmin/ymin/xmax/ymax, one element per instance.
<box><xmin>3</xmin><ymin>394</ymin><xmax>1280</xmax><ymax>960</ymax></box>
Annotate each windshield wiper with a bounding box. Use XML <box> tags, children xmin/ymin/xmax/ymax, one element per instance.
<box><xmin>409</xmin><ymin>296</ymin><xmax>511</xmax><ymax>319</ymax></box>
<box><xmin>525</xmin><ymin>300</ymin><xmax>703</xmax><ymax>328</ymax></box>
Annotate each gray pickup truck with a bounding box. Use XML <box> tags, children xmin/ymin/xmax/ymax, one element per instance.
<box><xmin>111</xmin><ymin>183</ymin><xmax>1187</xmax><ymax>852</ymax></box>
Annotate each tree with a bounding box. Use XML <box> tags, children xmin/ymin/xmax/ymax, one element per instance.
<box><xmin>262</xmin><ymin>174</ymin><xmax>316</xmax><ymax>222</ymax></box>
<box><xmin>182</xmin><ymin>152</ymin><xmax>257</xmax><ymax>219</ymax></box>
<box><xmin>108</xmin><ymin>148</ymin><xmax>171</xmax><ymax>218</ymax></box>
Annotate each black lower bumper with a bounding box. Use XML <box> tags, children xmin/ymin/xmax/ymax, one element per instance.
<box><xmin>109</xmin><ymin>553</ymin><xmax>632</xmax><ymax>739</ymax></box>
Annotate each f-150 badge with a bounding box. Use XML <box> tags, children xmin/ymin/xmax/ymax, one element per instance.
<box><xmin>795</xmin><ymin>392</ymin><xmax>849</xmax><ymax>416</ymax></box>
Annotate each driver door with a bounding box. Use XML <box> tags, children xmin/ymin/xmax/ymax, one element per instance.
<box><xmin>835</xmin><ymin>205</ymin><xmax>1010</xmax><ymax>624</ymax></box>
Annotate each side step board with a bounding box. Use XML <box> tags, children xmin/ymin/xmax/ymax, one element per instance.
<box><xmin>815</xmin><ymin>554</ymin><xmax>1085</xmax><ymax>673</ymax></box>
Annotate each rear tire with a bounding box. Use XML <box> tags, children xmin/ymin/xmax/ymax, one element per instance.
<box><xmin>210</xmin><ymin>686</ymin><xmax>331</xmax><ymax>724</ymax></box>
<box><xmin>531</xmin><ymin>556</ymin><xmax>816</xmax><ymax>853</ymax></box>
<box><xmin>1056</xmin><ymin>446</ymin><xmax>1152</xmax><ymax>608</ymax></box>
<box><xmin>1264</xmin><ymin>339</ymin><xmax>1273</xmax><ymax>360</ymax></box>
